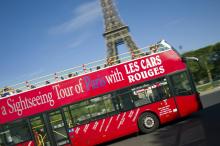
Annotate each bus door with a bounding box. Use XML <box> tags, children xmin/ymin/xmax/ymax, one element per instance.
<box><xmin>149</xmin><ymin>77</ymin><xmax>179</xmax><ymax>122</ymax></box>
<box><xmin>30</xmin><ymin>109</ymin><xmax>70</xmax><ymax>146</ymax></box>
<box><xmin>169</xmin><ymin>71</ymin><xmax>201</xmax><ymax>117</ymax></box>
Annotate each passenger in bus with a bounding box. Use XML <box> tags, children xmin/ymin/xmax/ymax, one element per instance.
<box><xmin>150</xmin><ymin>45</ymin><xmax>159</xmax><ymax>54</ymax></box>
<box><xmin>2</xmin><ymin>87</ymin><xmax>15</xmax><ymax>97</ymax></box>
<box><xmin>97</xmin><ymin>66</ymin><xmax>101</xmax><ymax>70</ymax></box>
<box><xmin>45</xmin><ymin>80</ymin><xmax>50</xmax><ymax>85</ymax></box>
<box><xmin>33</xmin><ymin>129</ymin><xmax>40</xmax><ymax>145</ymax></box>
<box><xmin>16</xmin><ymin>89</ymin><xmax>22</xmax><ymax>93</ymax></box>
<box><xmin>68</xmin><ymin>73</ymin><xmax>73</xmax><ymax>78</ymax></box>
<box><xmin>1</xmin><ymin>90</ymin><xmax>10</xmax><ymax>97</ymax></box>
<box><xmin>54</xmin><ymin>73</ymin><xmax>59</xmax><ymax>81</ymax></box>
<box><xmin>33</xmin><ymin>129</ymin><xmax>44</xmax><ymax>146</ymax></box>
<box><xmin>30</xmin><ymin>85</ymin><xmax>36</xmax><ymax>89</ymax></box>
<box><xmin>107</xmin><ymin>57</ymin><xmax>114</xmax><ymax>66</ymax></box>
<box><xmin>145</xmin><ymin>51</ymin><xmax>150</xmax><ymax>55</ymax></box>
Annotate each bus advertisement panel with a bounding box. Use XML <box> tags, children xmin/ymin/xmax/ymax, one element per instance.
<box><xmin>0</xmin><ymin>49</ymin><xmax>186</xmax><ymax>124</ymax></box>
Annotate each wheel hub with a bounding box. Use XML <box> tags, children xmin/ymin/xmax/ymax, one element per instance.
<box><xmin>144</xmin><ymin>117</ymin><xmax>154</xmax><ymax>128</ymax></box>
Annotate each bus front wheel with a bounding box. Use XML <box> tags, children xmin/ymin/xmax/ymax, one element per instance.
<box><xmin>138</xmin><ymin>112</ymin><xmax>159</xmax><ymax>134</ymax></box>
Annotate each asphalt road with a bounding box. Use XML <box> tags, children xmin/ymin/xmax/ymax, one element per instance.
<box><xmin>200</xmin><ymin>86</ymin><xmax>220</xmax><ymax>108</ymax></box>
<box><xmin>103</xmin><ymin>87</ymin><xmax>220</xmax><ymax>146</ymax></box>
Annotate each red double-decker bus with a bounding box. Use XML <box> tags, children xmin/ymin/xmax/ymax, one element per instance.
<box><xmin>0</xmin><ymin>40</ymin><xmax>201</xmax><ymax>146</ymax></box>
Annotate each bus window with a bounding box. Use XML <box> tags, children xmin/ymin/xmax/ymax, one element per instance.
<box><xmin>63</xmin><ymin>107</ymin><xmax>73</xmax><ymax>128</ymax></box>
<box><xmin>70</xmin><ymin>101</ymin><xmax>91</xmax><ymax>126</ymax></box>
<box><xmin>151</xmin><ymin>78</ymin><xmax>171</xmax><ymax>101</ymax></box>
<box><xmin>131</xmin><ymin>78</ymin><xmax>171</xmax><ymax>107</ymax></box>
<box><xmin>0</xmin><ymin>138</ymin><xmax>2</xmax><ymax>146</ymax></box>
<box><xmin>88</xmin><ymin>96</ymin><xmax>107</xmax><ymax>119</ymax></box>
<box><xmin>1</xmin><ymin>119</ymin><xmax>31</xmax><ymax>145</ymax></box>
<box><xmin>103</xmin><ymin>94</ymin><xmax>117</xmax><ymax>114</ymax></box>
<box><xmin>170</xmin><ymin>72</ymin><xmax>193</xmax><ymax>96</ymax></box>
<box><xmin>0</xmin><ymin>126</ymin><xmax>3</xmax><ymax>146</ymax></box>
<box><xmin>48</xmin><ymin>110</ymin><xmax>70</xmax><ymax>146</ymax></box>
<box><xmin>65</xmin><ymin>94</ymin><xmax>117</xmax><ymax>127</ymax></box>
<box><xmin>117</xmin><ymin>88</ymin><xmax>134</xmax><ymax>111</ymax></box>
<box><xmin>131</xmin><ymin>83</ymin><xmax>152</xmax><ymax>107</ymax></box>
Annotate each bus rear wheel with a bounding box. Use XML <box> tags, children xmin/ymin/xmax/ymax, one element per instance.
<box><xmin>138</xmin><ymin>112</ymin><xmax>159</xmax><ymax>134</ymax></box>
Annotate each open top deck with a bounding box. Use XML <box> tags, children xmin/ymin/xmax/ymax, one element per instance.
<box><xmin>0</xmin><ymin>40</ymin><xmax>175</xmax><ymax>99</ymax></box>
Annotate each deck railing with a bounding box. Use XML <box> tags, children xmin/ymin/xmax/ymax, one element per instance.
<box><xmin>0</xmin><ymin>40</ymin><xmax>171</xmax><ymax>98</ymax></box>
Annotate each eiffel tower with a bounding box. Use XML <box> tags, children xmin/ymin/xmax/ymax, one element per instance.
<box><xmin>100</xmin><ymin>0</ymin><xmax>142</xmax><ymax>65</ymax></box>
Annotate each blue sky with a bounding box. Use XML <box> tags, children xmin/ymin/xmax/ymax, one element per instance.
<box><xmin>0</xmin><ymin>0</ymin><xmax>220</xmax><ymax>87</ymax></box>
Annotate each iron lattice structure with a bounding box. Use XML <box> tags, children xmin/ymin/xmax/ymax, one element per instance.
<box><xmin>100</xmin><ymin>0</ymin><xmax>142</xmax><ymax>65</ymax></box>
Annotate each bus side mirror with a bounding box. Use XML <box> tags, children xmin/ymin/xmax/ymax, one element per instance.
<box><xmin>182</xmin><ymin>56</ymin><xmax>199</xmax><ymax>62</ymax></box>
<box><xmin>182</xmin><ymin>56</ymin><xmax>201</xmax><ymax>72</ymax></box>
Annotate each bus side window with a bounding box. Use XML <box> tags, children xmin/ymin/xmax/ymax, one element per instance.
<box><xmin>0</xmin><ymin>137</ymin><xmax>2</xmax><ymax>146</ymax></box>
<box><xmin>151</xmin><ymin>78</ymin><xmax>171</xmax><ymax>101</ymax></box>
<box><xmin>170</xmin><ymin>72</ymin><xmax>193</xmax><ymax>96</ymax></box>
<box><xmin>66</xmin><ymin>94</ymin><xmax>119</xmax><ymax>127</ymax></box>
<box><xmin>131</xmin><ymin>85</ymin><xmax>152</xmax><ymax>107</ymax></box>
<box><xmin>0</xmin><ymin>126</ymin><xmax>4</xmax><ymax>146</ymax></box>
<box><xmin>70</xmin><ymin>101</ymin><xmax>91</xmax><ymax>126</ymax></box>
<box><xmin>103</xmin><ymin>94</ymin><xmax>117</xmax><ymax>113</ymax></box>
<box><xmin>131</xmin><ymin>77</ymin><xmax>171</xmax><ymax>107</ymax></box>
<box><xmin>117</xmin><ymin>88</ymin><xmax>134</xmax><ymax>111</ymax></box>
<box><xmin>0</xmin><ymin>119</ymin><xmax>32</xmax><ymax>145</ymax></box>
<box><xmin>63</xmin><ymin>107</ymin><xmax>73</xmax><ymax>128</ymax></box>
<box><xmin>88</xmin><ymin>96</ymin><xmax>107</xmax><ymax>120</ymax></box>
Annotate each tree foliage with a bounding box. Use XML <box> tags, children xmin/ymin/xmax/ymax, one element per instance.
<box><xmin>183</xmin><ymin>42</ymin><xmax>220</xmax><ymax>84</ymax></box>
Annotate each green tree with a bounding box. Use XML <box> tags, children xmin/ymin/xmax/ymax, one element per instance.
<box><xmin>183</xmin><ymin>42</ymin><xmax>220</xmax><ymax>84</ymax></box>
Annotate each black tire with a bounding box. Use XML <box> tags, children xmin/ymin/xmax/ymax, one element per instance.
<box><xmin>138</xmin><ymin>112</ymin><xmax>159</xmax><ymax>134</ymax></box>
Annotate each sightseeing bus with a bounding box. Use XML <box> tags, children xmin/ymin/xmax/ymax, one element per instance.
<box><xmin>0</xmin><ymin>40</ymin><xmax>201</xmax><ymax>146</ymax></box>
